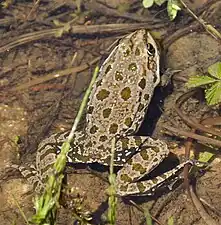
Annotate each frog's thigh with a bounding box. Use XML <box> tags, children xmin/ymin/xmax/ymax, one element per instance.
<box><xmin>115</xmin><ymin>136</ymin><xmax>168</xmax><ymax>195</ymax></box>
<box><xmin>114</xmin><ymin>136</ymin><xmax>148</xmax><ymax>166</ymax></box>
<box><xmin>116</xmin><ymin>161</ymin><xmax>189</xmax><ymax>196</ymax></box>
<box><xmin>18</xmin><ymin>164</ymin><xmax>44</xmax><ymax>194</ymax></box>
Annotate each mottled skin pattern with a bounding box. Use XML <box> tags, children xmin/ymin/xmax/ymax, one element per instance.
<box><xmin>17</xmin><ymin>30</ymin><xmax>189</xmax><ymax>195</ymax></box>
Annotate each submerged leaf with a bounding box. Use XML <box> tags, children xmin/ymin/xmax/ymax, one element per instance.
<box><xmin>208</xmin><ymin>62</ymin><xmax>221</xmax><ymax>79</ymax></box>
<box><xmin>187</xmin><ymin>75</ymin><xmax>217</xmax><ymax>88</ymax></box>
<box><xmin>142</xmin><ymin>0</ymin><xmax>154</xmax><ymax>8</ymax></box>
<box><xmin>167</xmin><ymin>0</ymin><xmax>181</xmax><ymax>20</ymax></box>
<box><xmin>168</xmin><ymin>217</ymin><xmax>174</xmax><ymax>225</ymax></box>
<box><xmin>198</xmin><ymin>151</ymin><xmax>215</xmax><ymax>163</ymax></box>
<box><xmin>205</xmin><ymin>81</ymin><xmax>221</xmax><ymax>105</ymax></box>
<box><xmin>155</xmin><ymin>0</ymin><xmax>167</xmax><ymax>6</ymax></box>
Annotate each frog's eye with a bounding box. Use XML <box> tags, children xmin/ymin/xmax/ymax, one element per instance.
<box><xmin>147</xmin><ymin>43</ymin><xmax>155</xmax><ymax>56</ymax></box>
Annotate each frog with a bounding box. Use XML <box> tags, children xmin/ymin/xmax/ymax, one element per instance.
<box><xmin>17</xmin><ymin>29</ymin><xmax>190</xmax><ymax>196</ymax></box>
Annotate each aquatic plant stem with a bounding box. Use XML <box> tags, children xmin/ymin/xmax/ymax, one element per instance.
<box><xmin>31</xmin><ymin>66</ymin><xmax>99</xmax><ymax>224</ymax></box>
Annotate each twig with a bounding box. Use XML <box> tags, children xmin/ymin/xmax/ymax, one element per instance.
<box><xmin>174</xmin><ymin>90</ymin><xmax>221</xmax><ymax>137</ymax></box>
<box><xmin>11</xmin><ymin>193</ymin><xmax>30</xmax><ymax>225</ymax></box>
<box><xmin>163</xmin><ymin>0</ymin><xmax>220</xmax><ymax>49</ymax></box>
<box><xmin>163</xmin><ymin>90</ymin><xmax>221</xmax><ymax>146</ymax></box>
<box><xmin>26</xmin><ymin>0</ymin><xmax>41</xmax><ymax>21</ymax></box>
<box><xmin>200</xmin><ymin>198</ymin><xmax>221</xmax><ymax>217</ymax></box>
<box><xmin>179</xmin><ymin>0</ymin><xmax>221</xmax><ymax>42</ymax></box>
<box><xmin>183</xmin><ymin>135</ymin><xmax>192</xmax><ymax>193</ymax></box>
<box><xmin>189</xmin><ymin>186</ymin><xmax>219</xmax><ymax>225</ymax></box>
<box><xmin>128</xmin><ymin>200</ymin><xmax>162</xmax><ymax>225</ymax></box>
<box><xmin>84</xmin><ymin>1</ymin><xmax>165</xmax><ymax>23</ymax></box>
<box><xmin>7</xmin><ymin>56</ymin><xmax>101</xmax><ymax>92</ymax></box>
<box><xmin>163</xmin><ymin>125</ymin><xmax>221</xmax><ymax>147</ymax></box>
<box><xmin>0</xmin><ymin>22</ymin><xmax>165</xmax><ymax>54</ymax></box>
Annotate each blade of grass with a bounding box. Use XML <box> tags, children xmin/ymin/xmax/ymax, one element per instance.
<box><xmin>11</xmin><ymin>194</ymin><xmax>30</xmax><ymax>225</ymax></box>
<box><xmin>144</xmin><ymin>208</ymin><xmax>153</xmax><ymax>225</ymax></box>
<box><xmin>30</xmin><ymin>66</ymin><xmax>99</xmax><ymax>224</ymax></box>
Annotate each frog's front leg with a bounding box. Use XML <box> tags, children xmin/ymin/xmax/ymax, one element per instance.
<box><xmin>117</xmin><ymin>160</ymin><xmax>189</xmax><ymax>196</ymax></box>
<box><xmin>115</xmin><ymin>136</ymin><xmax>188</xmax><ymax>196</ymax></box>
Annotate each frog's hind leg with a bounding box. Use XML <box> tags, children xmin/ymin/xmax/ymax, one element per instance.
<box><xmin>12</xmin><ymin>163</ymin><xmax>45</xmax><ymax>194</ymax></box>
<box><xmin>114</xmin><ymin>136</ymin><xmax>169</xmax><ymax>171</ymax></box>
<box><xmin>115</xmin><ymin>136</ymin><xmax>188</xmax><ymax>196</ymax></box>
<box><xmin>117</xmin><ymin>160</ymin><xmax>190</xmax><ymax>196</ymax></box>
<box><xmin>13</xmin><ymin>132</ymin><xmax>69</xmax><ymax>194</ymax></box>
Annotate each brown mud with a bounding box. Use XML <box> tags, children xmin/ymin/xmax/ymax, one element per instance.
<box><xmin>0</xmin><ymin>0</ymin><xmax>221</xmax><ymax>224</ymax></box>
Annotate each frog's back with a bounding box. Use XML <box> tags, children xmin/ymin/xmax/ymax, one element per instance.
<box><xmin>16</xmin><ymin>30</ymin><xmax>162</xmax><ymax>192</ymax></box>
<box><xmin>86</xmin><ymin>30</ymin><xmax>160</xmax><ymax>149</ymax></box>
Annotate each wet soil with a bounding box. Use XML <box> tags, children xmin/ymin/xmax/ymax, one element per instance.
<box><xmin>0</xmin><ymin>0</ymin><xmax>221</xmax><ymax>224</ymax></box>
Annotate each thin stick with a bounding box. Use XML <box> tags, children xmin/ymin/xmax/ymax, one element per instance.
<box><xmin>179</xmin><ymin>0</ymin><xmax>221</xmax><ymax>42</ymax></box>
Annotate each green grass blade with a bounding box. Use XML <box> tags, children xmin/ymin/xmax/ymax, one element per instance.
<box><xmin>30</xmin><ymin>66</ymin><xmax>99</xmax><ymax>224</ymax></box>
<box><xmin>144</xmin><ymin>208</ymin><xmax>152</xmax><ymax>225</ymax></box>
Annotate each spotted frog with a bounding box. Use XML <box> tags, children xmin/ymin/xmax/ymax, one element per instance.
<box><xmin>18</xmin><ymin>30</ymin><xmax>188</xmax><ymax>196</ymax></box>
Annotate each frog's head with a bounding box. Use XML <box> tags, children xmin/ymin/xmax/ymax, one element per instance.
<box><xmin>122</xmin><ymin>29</ymin><xmax>161</xmax><ymax>87</ymax></box>
<box><xmin>142</xmin><ymin>30</ymin><xmax>160</xmax><ymax>87</ymax></box>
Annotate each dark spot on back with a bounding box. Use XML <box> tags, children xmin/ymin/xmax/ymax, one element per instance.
<box><xmin>135</xmin><ymin>47</ymin><xmax>141</xmax><ymax>56</ymax></box>
<box><xmin>120</xmin><ymin>87</ymin><xmax>131</xmax><ymax>101</ymax></box>
<box><xmin>124</xmin><ymin>117</ymin><xmax>132</xmax><ymax>127</ymax></box>
<box><xmin>115</xmin><ymin>71</ymin><xmax>123</xmax><ymax>81</ymax></box>
<box><xmin>109</xmin><ymin>123</ymin><xmax>118</xmax><ymax>134</ymax></box>
<box><xmin>103</xmin><ymin>108</ymin><xmax>112</xmax><ymax>118</ymax></box>
<box><xmin>138</xmin><ymin>78</ymin><xmax>146</xmax><ymax>89</ymax></box>
<box><xmin>144</xmin><ymin>94</ymin><xmax>150</xmax><ymax>100</ymax></box>
<box><xmin>96</xmin><ymin>89</ymin><xmax>110</xmax><ymax>101</ymax></box>
<box><xmin>128</xmin><ymin>63</ymin><xmax>137</xmax><ymax>72</ymax></box>
<box><xmin>90</xmin><ymin>125</ymin><xmax>98</xmax><ymax>134</ymax></box>
<box><xmin>99</xmin><ymin>135</ymin><xmax>108</xmax><ymax>142</ymax></box>
<box><xmin>123</xmin><ymin>49</ymin><xmax>130</xmax><ymax>57</ymax></box>
<box><xmin>138</xmin><ymin>103</ymin><xmax>144</xmax><ymax>112</ymax></box>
